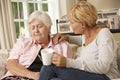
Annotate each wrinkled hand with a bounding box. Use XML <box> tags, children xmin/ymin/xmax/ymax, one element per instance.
<box><xmin>33</xmin><ymin>72</ymin><xmax>40</xmax><ymax>80</ymax></box>
<box><xmin>52</xmin><ymin>53</ymin><xmax>66</xmax><ymax>67</ymax></box>
<box><xmin>28</xmin><ymin>72</ymin><xmax>40</xmax><ymax>80</ymax></box>
<box><xmin>52</xmin><ymin>33</ymin><xmax>69</xmax><ymax>44</ymax></box>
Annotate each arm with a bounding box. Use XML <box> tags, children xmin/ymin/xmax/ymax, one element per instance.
<box><xmin>6</xmin><ymin>38</ymin><xmax>39</xmax><ymax>80</ymax></box>
<box><xmin>67</xmin><ymin>29</ymin><xmax>117</xmax><ymax>74</ymax></box>
<box><xmin>52</xmin><ymin>33</ymin><xmax>69</xmax><ymax>44</ymax></box>
<box><xmin>6</xmin><ymin>59</ymin><xmax>39</xmax><ymax>79</ymax></box>
<box><xmin>52</xmin><ymin>33</ymin><xmax>82</xmax><ymax>46</ymax></box>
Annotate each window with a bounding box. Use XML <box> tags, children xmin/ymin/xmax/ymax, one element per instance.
<box><xmin>11</xmin><ymin>0</ymin><xmax>56</xmax><ymax>38</ymax></box>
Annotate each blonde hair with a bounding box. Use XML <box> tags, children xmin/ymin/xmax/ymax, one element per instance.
<box><xmin>28</xmin><ymin>11</ymin><xmax>52</xmax><ymax>28</ymax></box>
<box><xmin>68</xmin><ymin>1</ymin><xmax>98</xmax><ymax>28</ymax></box>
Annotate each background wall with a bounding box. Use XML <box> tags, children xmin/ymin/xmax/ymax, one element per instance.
<box><xmin>87</xmin><ymin>0</ymin><xmax>120</xmax><ymax>10</ymax></box>
<box><xmin>58</xmin><ymin>0</ymin><xmax>75</xmax><ymax>18</ymax></box>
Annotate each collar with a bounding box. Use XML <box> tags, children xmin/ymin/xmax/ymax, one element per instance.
<box><xmin>31</xmin><ymin>38</ymin><xmax>54</xmax><ymax>48</ymax></box>
<box><xmin>47</xmin><ymin>39</ymin><xmax>54</xmax><ymax>48</ymax></box>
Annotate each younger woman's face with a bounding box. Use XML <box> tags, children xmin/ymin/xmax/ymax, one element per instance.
<box><xmin>70</xmin><ymin>20</ymin><xmax>84</xmax><ymax>34</ymax></box>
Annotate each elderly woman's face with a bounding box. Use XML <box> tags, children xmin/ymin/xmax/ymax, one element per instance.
<box><xmin>29</xmin><ymin>19</ymin><xmax>50</xmax><ymax>43</ymax></box>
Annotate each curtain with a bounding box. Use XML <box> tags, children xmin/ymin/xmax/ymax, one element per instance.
<box><xmin>0</xmin><ymin>0</ymin><xmax>16</xmax><ymax>50</ymax></box>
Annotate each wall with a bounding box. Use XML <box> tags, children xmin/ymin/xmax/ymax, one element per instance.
<box><xmin>58</xmin><ymin>0</ymin><xmax>75</xmax><ymax>18</ymax></box>
<box><xmin>87</xmin><ymin>0</ymin><xmax>120</xmax><ymax>10</ymax></box>
<box><xmin>0</xmin><ymin>40</ymin><xmax>1</xmax><ymax>49</ymax></box>
<box><xmin>58</xmin><ymin>0</ymin><xmax>67</xmax><ymax>18</ymax></box>
<box><xmin>66</xmin><ymin>0</ymin><xmax>75</xmax><ymax>15</ymax></box>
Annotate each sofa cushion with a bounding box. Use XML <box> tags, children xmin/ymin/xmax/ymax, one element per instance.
<box><xmin>117</xmin><ymin>45</ymin><xmax>120</xmax><ymax>72</ymax></box>
<box><xmin>0</xmin><ymin>50</ymin><xmax>9</xmax><ymax>78</ymax></box>
<box><xmin>69</xmin><ymin>43</ymin><xmax>79</xmax><ymax>54</ymax></box>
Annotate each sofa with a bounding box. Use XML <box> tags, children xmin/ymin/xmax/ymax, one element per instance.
<box><xmin>0</xmin><ymin>40</ymin><xmax>120</xmax><ymax>80</ymax></box>
<box><xmin>0</xmin><ymin>49</ymin><xmax>9</xmax><ymax>78</ymax></box>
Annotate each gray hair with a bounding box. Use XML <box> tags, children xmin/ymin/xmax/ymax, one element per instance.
<box><xmin>28</xmin><ymin>11</ymin><xmax>52</xmax><ymax>28</ymax></box>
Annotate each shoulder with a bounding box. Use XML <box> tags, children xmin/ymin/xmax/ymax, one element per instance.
<box><xmin>97</xmin><ymin>28</ymin><xmax>114</xmax><ymax>44</ymax></box>
<box><xmin>53</xmin><ymin>40</ymin><xmax>69</xmax><ymax>48</ymax></box>
<box><xmin>98</xmin><ymin>28</ymin><xmax>112</xmax><ymax>38</ymax></box>
<box><xmin>16</xmin><ymin>37</ymin><xmax>33</xmax><ymax>45</ymax></box>
<box><xmin>99</xmin><ymin>28</ymin><xmax>110</xmax><ymax>33</ymax></box>
<box><xmin>57</xmin><ymin>41</ymin><xmax>69</xmax><ymax>46</ymax></box>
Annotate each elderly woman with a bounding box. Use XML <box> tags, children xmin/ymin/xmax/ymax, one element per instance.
<box><xmin>40</xmin><ymin>1</ymin><xmax>120</xmax><ymax>80</ymax></box>
<box><xmin>2</xmin><ymin>11</ymin><xmax>73</xmax><ymax>80</ymax></box>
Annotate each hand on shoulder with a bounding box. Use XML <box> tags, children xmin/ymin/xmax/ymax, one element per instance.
<box><xmin>52</xmin><ymin>33</ymin><xmax>69</xmax><ymax>44</ymax></box>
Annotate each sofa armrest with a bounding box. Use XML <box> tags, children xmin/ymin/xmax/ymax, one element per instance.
<box><xmin>0</xmin><ymin>49</ymin><xmax>9</xmax><ymax>78</ymax></box>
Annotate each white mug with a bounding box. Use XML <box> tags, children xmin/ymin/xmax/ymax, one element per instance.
<box><xmin>41</xmin><ymin>48</ymin><xmax>54</xmax><ymax>65</ymax></box>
